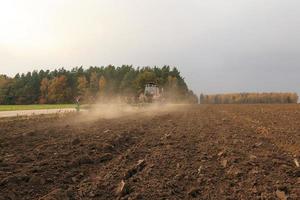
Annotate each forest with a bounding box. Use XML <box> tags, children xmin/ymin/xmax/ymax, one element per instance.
<box><xmin>0</xmin><ymin>65</ymin><xmax>198</xmax><ymax>105</ymax></box>
<box><xmin>200</xmin><ymin>93</ymin><xmax>299</xmax><ymax>104</ymax></box>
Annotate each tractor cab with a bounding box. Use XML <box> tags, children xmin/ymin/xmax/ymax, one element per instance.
<box><xmin>144</xmin><ymin>82</ymin><xmax>160</xmax><ymax>97</ymax></box>
<box><xmin>142</xmin><ymin>82</ymin><xmax>164</xmax><ymax>103</ymax></box>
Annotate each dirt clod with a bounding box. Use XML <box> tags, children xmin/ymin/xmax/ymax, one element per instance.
<box><xmin>221</xmin><ymin>159</ymin><xmax>228</xmax><ymax>168</ymax></box>
<box><xmin>22</xmin><ymin>130</ymin><xmax>36</xmax><ymax>137</ymax></box>
<box><xmin>124</xmin><ymin>159</ymin><xmax>146</xmax><ymax>179</ymax></box>
<box><xmin>96</xmin><ymin>153</ymin><xmax>113</xmax><ymax>163</ymax></box>
<box><xmin>294</xmin><ymin>158</ymin><xmax>299</xmax><ymax>168</ymax></box>
<box><xmin>227</xmin><ymin>166</ymin><xmax>242</xmax><ymax>177</ymax></box>
<box><xmin>188</xmin><ymin>187</ymin><xmax>201</xmax><ymax>197</ymax></box>
<box><xmin>249</xmin><ymin>155</ymin><xmax>257</xmax><ymax>160</ymax></box>
<box><xmin>29</xmin><ymin>176</ymin><xmax>46</xmax><ymax>185</ymax></box>
<box><xmin>275</xmin><ymin>189</ymin><xmax>288</xmax><ymax>200</ymax></box>
<box><xmin>39</xmin><ymin>188</ymin><xmax>69</xmax><ymax>200</ymax></box>
<box><xmin>71</xmin><ymin>138</ymin><xmax>80</xmax><ymax>145</ymax></box>
<box><xmin>116</xmin><ymin>180</ymin><xmax>129</xmax><ymax>197</ymax></box>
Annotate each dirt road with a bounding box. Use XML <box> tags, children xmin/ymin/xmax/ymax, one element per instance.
<box><xmin>0</xmin><ymin>105</ymin><xmax>299</xmax><ymax>199</ymax></box>
<box><xmin>0</xmin><ymin>108</ymin><xmax>76</xmax><ymax>118</ymax></box>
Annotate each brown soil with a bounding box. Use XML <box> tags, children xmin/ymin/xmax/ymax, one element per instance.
<box><xmin>0</xmin><ymin>105</ymin><xmax>299</xmax><ymax>199</ymax></box>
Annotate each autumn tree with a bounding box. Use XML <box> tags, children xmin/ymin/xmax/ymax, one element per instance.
<box><xmin>98</xmin><ymin>75</ymin><xmax>107</xmax><ymax>95</ymax></box>
<box><xmin>39</xmin><ymin>78</ymin><xmax>49</xmax><ymax>104</ymax></box>
<box><xmin>77</xmin><ymin>76</ymin><xmax>88</xmax><ymax>96</ymax></box>
<box><xmin>89</xmin><ymin>72</ymin><xmax>98</xmax><ymax>96</ymax></box>
<box><xmin>48</xmin><ymin>75</ymin><xmax>71</xmax><ymax>103</ymax></box>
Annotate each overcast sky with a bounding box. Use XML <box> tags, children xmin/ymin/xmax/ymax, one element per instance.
<box><xmin>0</xmin><ymin>0</ymin><xmax>299</xmax><ymax>94</ymax></box>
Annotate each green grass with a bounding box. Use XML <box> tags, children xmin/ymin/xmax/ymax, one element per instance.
<box><xmin>0</xmin><ymin>104</ymin><xmax>76</xmax><ymax>111</ymax></box>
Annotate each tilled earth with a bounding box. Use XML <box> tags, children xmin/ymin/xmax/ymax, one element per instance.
<box><xmin>0</xmin><ymin>105</ymin><xmax>300</xmax><ymax>200</ymax></box>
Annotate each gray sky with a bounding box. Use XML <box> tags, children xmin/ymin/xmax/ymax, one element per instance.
<box><xmin>0</xmin><ymin>0</ymin><xmax>299</xmax><ymax>95</ymax></box>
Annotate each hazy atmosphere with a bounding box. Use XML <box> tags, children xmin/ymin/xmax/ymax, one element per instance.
<box><xmin>2</xmin><ymin>1</ymin><xmax>300</xmax><ymax>199</ymax></box>
<box><xmin>1</xmin><ymin>0</ymin><xmax>299</xmax><ymax>95</ymax></box>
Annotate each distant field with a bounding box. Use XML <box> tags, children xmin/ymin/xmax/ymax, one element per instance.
<box><xmin>0</xmin><ymin>104</ymin><xmax>75</xmax><ymax>111</ymax></box>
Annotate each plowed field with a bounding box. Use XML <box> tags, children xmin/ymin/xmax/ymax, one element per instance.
<box><xmin>0</xmin><ymin>105</ymin><xmax>299</xmax><ymax>199</ymax></box>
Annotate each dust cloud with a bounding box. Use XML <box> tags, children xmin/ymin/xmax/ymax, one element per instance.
<box><xmin>75</xmin><ymin>103</ymin><xmax>186</xmax><ymax>122</ymax></box>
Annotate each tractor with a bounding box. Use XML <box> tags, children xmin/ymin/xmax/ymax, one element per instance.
<box><xmin>139</xmin><ymin>82</ymin><xmax>164</xmax><ymax>103</ymax></box>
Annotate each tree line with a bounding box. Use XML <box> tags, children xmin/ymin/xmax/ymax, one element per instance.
<box><xmin>0</xmin><ymin>65</ymin><xmax>198</xmax><ymax>105</ymax></box>
<box><xmin>200</xmin><ymin>93</ymin><xmax>298</xmax><ymax>104</ymax></box>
